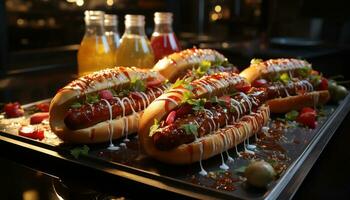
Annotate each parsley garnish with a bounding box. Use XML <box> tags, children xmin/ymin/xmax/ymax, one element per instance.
<box><xmin>70</xmin><ymin>145</ymin><xmax>89</xmax><ymax>159</ymax></box>
<box><xmin>130</xmin><ymin>77</ymin><xmax>146</xmax><ymax>92</ymax></box>
<box><xmin>285</xmin><ymin>110</ymin><xmax>299</xmax><ymax>121</ymax></box>
<box><xmin>181</xmin><ymin>123</ymin><xmax>198</xmax><ymax>136</ymax></box>
<box><xmin>70</xmin><ymin>102</ymin><xmax>82</xmax><ymax>109</ymax></box>
<box><xmin>86</xmin><ymin>93</ymin><xmax>99</xmax><ymax>104</ymax></box>
<box><xmin>279</xmin><ymin>73</ymin><xmax>290</xmax><ymax>84</ymax></box>
<box><xmin>149</xmin><ymin>119</ymin><xmax>160</xmax><ymax>137</ymax></box>
<box><xmin>187</xmin><ymin>98</ymin><xmax>206</xmax><ymax>112</ymax></box>
<box><xmin>297</xmin><ymin>66</ymin><xmax>311</xmax><ymax>78</ymax></box>
<box><xmin>251</xmin><ymin>58</ymin><xmax>263</xmax><ymax>65</ymax></box>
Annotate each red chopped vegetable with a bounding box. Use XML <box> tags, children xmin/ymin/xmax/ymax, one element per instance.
<box><xmin>98</xmin><ymin>90</ymin><xmax>114</xmax><ymax>100</ymax></box>
<box><xmin>30</xmin><ymin>112</ymin><xmax>49</xmax><ymax>124</ymax></box>
<box><xmin>36</xmin><ymin>102</ymin><xmax>50</xmax><ymax>112</ymax></box>
<box><xmin>297</xmin><ymin>107</ymin><xmax>317</xmax><ymax>129</ymax></box>
<box><xmin>252</xmin><ymin>79</ymin><xmax>268</xmax><ymax>88</ymax></box>
<box><xmin>318</xmin><ymin>78</ymin><xmax>328</xmax><ymax>90</ymax></box>
<box><xmin>165</xmin><ymin>111</ymin><xmax>176</xmax><ymax>125</ymax></box>
<box><xmin>18</xmin><ymin>126</ymin><xmax>45</xmax><ymax>140</ymax></box>
<box><xmin>146</xmin><ymin>78</ymin><xmax>163</xmax><ymax>87</ymax></box>
<box><xmin>4</xmin><ymin>102</ymin><xmax>24</xmax><ymax>118</ymax></box>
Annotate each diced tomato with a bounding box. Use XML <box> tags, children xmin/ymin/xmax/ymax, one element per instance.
<box><xmin>18</xmin><ymin>126</ymin><xmax>45</xmax><ymax>140</ymax></box>
<box><xmin>165</xmin><ymin>111</ymin><xmax>176</xmax><ymax>125</ymax></box>
<box><xmin>318</xmin><ymin>78</ymin><xmax>328</xmax><ymax>90</ymax></box>
<box><xmin>176</xmin><ymin>104</ymin><xmax>192</xmax><ymax>117</ymax></box>
<box><xmin>98</xmin><ymin>90</ymin><xmax>114</xmax><ymax>100</ymax></box>
<box><xmin>219</xmin><ymin>95</ymin><xmax>231</xmax><ymax>108</ymax></box>
<box><xmin>30</xmin><ymin>112</ymin><xmax>49</xmax><ymax>124</ymax></box>
<box><xmin>297</xmin><ymin>107</ymin><xmax>317</xmax><ymax>129</ymax></box>
<box><xmin>236</xmin><ymin>83</ymin><xmax>251</xmax><ymax>93</ymax></box>
<box><xmin>146</xmin><ymin>78</ymin><xmax>163</xmax><ymax>87</ymax></box>
<box><xmin>4</xmin><ymin>102</ymin><xmax>24</xmax><ymax>118</ymax></box>
<box><xmin>252</xmin><ymin>79</ymin><xmax>268</xmax><ymax>88</ymax></box>
<box><xmin>300</xmin><ymin>107</ymin><xmax>316</xmax><ymax>115</ymax></box>
<box><xmin>36</xmin><ymin>102</ymin><xmax>50</xmax><ymax>112</ymax></box>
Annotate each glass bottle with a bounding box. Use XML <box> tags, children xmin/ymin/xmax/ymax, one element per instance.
<box><xmin>151</xmin><ymin>12</ymin><xmax>181</xmax><ymax>62</ymax></box>
<box><xmin>77</xmin><ymin>11</ymin><xmax>115</xmax><ymax>76</ymax></box>
<box><xmin>104</xmin><ymin>14</ymin><xmax>120</xmax><ymax>65</ymax></box>
<box><xmin>116</xmin><ymin>15</ymin><xmax>154</xmax><ymax>68</ymax></box>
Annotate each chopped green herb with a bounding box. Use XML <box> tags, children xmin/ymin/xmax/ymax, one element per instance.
<box><xmin>187</xmin><ymin>98</ymin><xmax>206</xmax><ymax>112</ymax></box>
<box><xmin>130</xmin><ymin>78</ymin><xmax>146</xmax><ymax>92</ymax></box>
<box><xmin>285</xmin><ymin>110</ymin><xmax>299</xmax><ymax>121</ymax></box>
<box><xmin>309</xmin><ymin>74</ymin><xmax>321</xmax><ymax>86</ymax></box>
<box><xmin>86</xmin><ymin>93</ymin><xmax>99</xmax><ymax>104</ymax></box>
<box><xmin>109</xmin><ymin>88</ymin><xmax>117</xmax><ymax>96</ymax></box>
<box><xmin>212</xmin><ymin>58</ymin><xmax>225</xmax><ymax>66</ymax></box>
<box><xmin>280</xmin><ymin>73</ymin><xmax>290</xmax><ymax>84</ymax></box>
<box><xmin>297</xmin><ymin>66</ymin><xmax>311</xmax><ymax>78</ymax></box>
<box><xmin>181</xmin><ymin>123</ymin><xmax>198</xmax><ymax>136</ymax></box>
<box><xmin>251</xmin><ymin>58</ymin><xmax>263</xmax><ymax>65</ymax></box>
<box><xmin>184</xmin><ymin>84</ymin><xmax>193</xmax><ymax>91</ymax></box>
<box><xmin>70</xmin><ymin>145</ymin><xmax>89</xmax><ymax>159</ymax></box>
<box><xmin>71</xmin><ymin>102</ymin><xmax>82</xmax><ymax>109</ymax></box>
<box><xmin>166</xmin><ymin>78</ymin><xmax>193</xmax><ymax>92</ymax></box>
<box><xmin>149</xmin><ymin>119</ymin><xmax>160</xmax><ymax>137</ymax></box>
<box><xmin>181</xmin><ymin>91</ymin><xmax>193</xmax><ymax>104</ymax></box>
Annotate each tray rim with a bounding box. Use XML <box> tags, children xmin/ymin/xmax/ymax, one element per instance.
<box><xmin>1</xmin><ymin>95</ymin><xmax>350</xmax><ymax>199</ymax></box>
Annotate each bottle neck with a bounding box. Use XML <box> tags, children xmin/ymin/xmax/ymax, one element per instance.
<box><xmin>85</xmin><ymin>24</ymin><xmax>105</xmax><ymax>36</ymax></box>
<box><xmin>153</xmin><ymin>23</ymin><xmax>173</xmax><ymax>35</ymax></box>
<box><xmin>123</xmin><ymin>25</ymin><xmax>146</xmax><ymax>36</ymax></box>
<box><xmin>105</xmin><ymin>25</ymin><xmax>119</xmax><ymax>34</ymax></box>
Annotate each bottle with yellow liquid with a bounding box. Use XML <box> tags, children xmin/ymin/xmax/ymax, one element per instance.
<box><xmin>77</xmin><ymin>11</ymin><xmax>116</xmax><ymax>76</ymax></box>
<box><xmin>104</xmin><ymin>14</ymin><xmax>120</xmax><ymax>65</ymax></box>
<box><xmin>116</xmin><ymin>15</ymin><xmax>154</xmax><ymax>68</ymax></box>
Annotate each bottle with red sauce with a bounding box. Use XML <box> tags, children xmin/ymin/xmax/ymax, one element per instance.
<box><xmin>151</xmin><ymin>12</ymin><xmax>181</xmax><ymax>62</ymax></box>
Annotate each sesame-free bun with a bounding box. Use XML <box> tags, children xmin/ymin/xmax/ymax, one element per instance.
<box><xmin>49</xmin><ymin>67</ymin><xmax>164</xmax><ymax>143</ymax></box>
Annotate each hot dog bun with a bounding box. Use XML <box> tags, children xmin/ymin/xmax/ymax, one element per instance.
<box><xmin>49</xmin><ymin>67</ymin><xmax>164</xmax><ymax>143</ymax></box>
<box><xmin>240</xmin><ymin>58</ymin><xmax>329</xmax><ymax>113</ymax></box>
<box><xmin>139</xmin><ymin>72</ymin><xmax>270</xmax><ymax>164</ymax></box>
<box><xmin>267</xmin><ymin>90</ymin><xmax>330</xmax><ymax>113</ymax></box>
<box><xmin>153</xmin><ymin>48</ymin><xmax>228</xmax><ymax>82</ymax></box>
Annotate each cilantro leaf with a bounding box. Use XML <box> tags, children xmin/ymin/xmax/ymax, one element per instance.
<box><xmin>187</xmin><ymin>98</ymin><xmax>206</xmax><ymax>112</ymax></box>
<box><xmin>130</xmin><ymin>78</ymin><xmax>146</xmax><ymax>92</ymax></box>
<box><xmin>70</xmin><ymin>145</ymin><xmax>89</xmax><ymax>159</ymax></box>
<box><xmin>181</xmin><ymin>123</ymin><xmax>198</xmax><ymax>136</ymax></box>
<box><xmin>70</xmin><ymin>102</ymin><xmax>82</xmax><ymax>109</ymax></box>
<box><xmin>280</xmin><ymin>73</ymin><xmax>290</xmax><ymax>84</ymax></box>
<box><xmin>297</xmin><ymin>66</ymin><xmax>311</xmax><ymax>78</ymax></box>
<box><xmin>181</xmin><ymin>91</ymin><xmax>193</xmax><ymax>104</ymax></box>
<box><xmin>149</xmin><ymin>119</ymin><xmax>159</xmax><ymax>137</ymax></box>
<box><xmin>250</xmin><ymin>58</ymin><xmax>263</xmax><ymax>65</ymax></box>
<box><xmin>86</xmin><ymin>93</ymin><xmax>99</xmax><ymax>104</ymax></box>
<box><xmin>285</xmin><ymin>110</ymin><xmax>299</xmax><ymax>121</ymax></box>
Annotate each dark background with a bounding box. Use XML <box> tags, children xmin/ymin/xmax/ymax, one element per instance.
<box><xmin>0</xmin><ymin>0</ymin><xmax>350</xmax><ymax>199</ymax></box>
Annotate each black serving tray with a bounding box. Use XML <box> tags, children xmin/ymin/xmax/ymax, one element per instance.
<box><xmin>1</xmin><ymin>95</ymin><xmax>350</xmax><ymax>200</ymax></box>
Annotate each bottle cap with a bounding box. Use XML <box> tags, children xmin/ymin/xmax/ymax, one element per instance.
<box><xmin>125</xmin><ymin>14</ymin><xmax>145</xmax><ymax>27</ymax></box>
<box><xmin>154</xmin><ymin>12</ymin><xmax>173</xmax><ymax>24</ymax></box>
<box><xmin>104</xmin><ymin>14</ymin><xmax>118</xmax><ymax>26</ymax></box>
<box><xmin>84</xmin><ymin>10</ymin><xmax>105</xmax><ymax>25</ymax></box>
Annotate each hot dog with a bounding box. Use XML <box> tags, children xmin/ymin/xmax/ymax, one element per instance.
<box><xmin>49</xmin><ymin>67</ymin><xmax>167</xmax><ymax>144</ymax></box>
<box><xmin>153</xmin><ymin>48</ymin><xmax>239</xmax><ymax>82</ymax></box>
<box><xmin>139</xmin><ymin>72</ymin><xmax>270</xmax><ymax>165</ymax></box>
<box><xmin>240</xmin><ymin>58</ymin><xmax>330</xmax><ymax>113</ymax></box>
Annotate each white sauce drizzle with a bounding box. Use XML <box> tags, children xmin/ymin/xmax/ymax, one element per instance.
<box><xmin>101</xmin><ymin>99</ymin><xmax>120</xmax><ymax>151</ymax></box>
<box><xmin>198</xmin><ymin>141</ymin><xmax>208</xmax><ymax>176</ymax></box>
